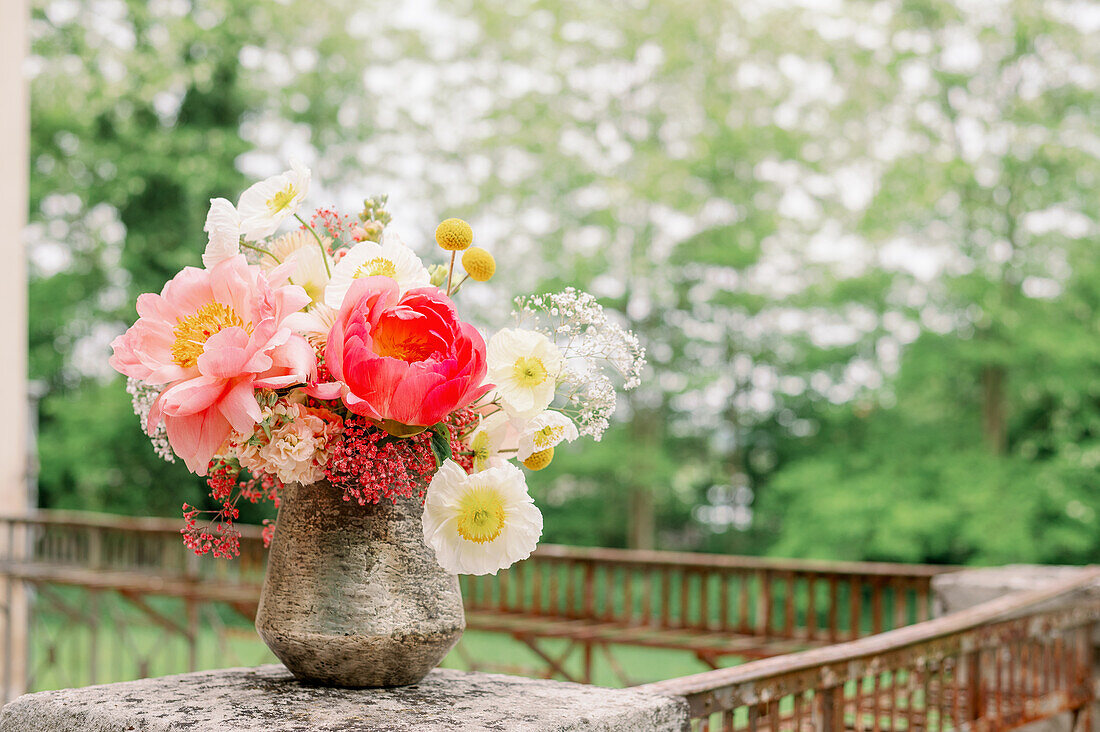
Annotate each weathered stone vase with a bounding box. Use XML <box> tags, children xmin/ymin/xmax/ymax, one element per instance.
<box><xmin>255</xmin><ymin>480</ymin><xmax>465</xmax><ymax>687</ymax></box>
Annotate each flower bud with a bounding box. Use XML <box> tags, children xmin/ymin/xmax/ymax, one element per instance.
<box><xmin>428</xmin><ymin>264</ymin><xmax>449</xmax><ymax>288</ymax></box>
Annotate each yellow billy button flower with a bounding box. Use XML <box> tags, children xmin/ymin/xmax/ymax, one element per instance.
<box><xmin>435</xmin><ymin>218</ymin><xmax>473</xmax><ymax>251</ymax></box>
<box><xmin>423</xmin><ymin>460</ymin><xmax>543</xmax><ymax>575</ymax></box>
<box><xmin>522</xmin><ymin>447</ymin><xmax>554</xmax><ymax>471</ymax></box>
<box><xmin>461</xmin><ymin>247</ymin><xmax>496</xmax><ymax>282</ymax></box>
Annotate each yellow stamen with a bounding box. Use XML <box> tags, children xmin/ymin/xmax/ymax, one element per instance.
<box><xmin>266</xmin><ymin>184</ymin><xmax>298</xmax><ymax>214</ymax></box>
<box><xmin>354</xmin><ymin>257</ymin><xmax>397</xmax><ymax>279</ymax></box>
<box><xmin>455</xmin><ymin>486</ymin><xmax>506</xmax><ymax>544</ymax></box>
<box><xmin>533</xmin><ymin>425</ymin><xmax>564</xmax><ymax>449</ymax></box>
<box><xmin>470</xmin><ymin>431</ymin><xmax>492</xmax><ymax>473</ymax></box>
<box><xmin>171</xmin><ymin>302</ymin><xmax>252</xmax><ymax>368</ymax></box>
<box><xmin>512</xmin><ymin>356</ymin><xmax>548</xmax><ymax>387</ymax></box>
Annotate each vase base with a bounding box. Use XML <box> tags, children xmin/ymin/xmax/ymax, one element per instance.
<box><xmin>257</xmin><ymin>626</ymin><xmax>464</xmax><ymax>688</ymax></box>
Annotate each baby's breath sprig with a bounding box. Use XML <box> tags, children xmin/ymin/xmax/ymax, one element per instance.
<box><xmin>126</xmin><ymin>377</ymin><xmax>176</xmax><ymax>463</ymax></box>
<box><xmin>513</xmin><ymin>287</ymin><xmax>647</xmax><ymax>439</ymax></box>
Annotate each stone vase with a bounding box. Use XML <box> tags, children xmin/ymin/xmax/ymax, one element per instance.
<box><xmin>255</xmin><ymin>480</ymin><xmax>465</xmax><ymax>687</ymax></box>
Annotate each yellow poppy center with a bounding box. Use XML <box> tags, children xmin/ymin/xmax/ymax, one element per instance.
<box><xmin>266</xmin><ymin>184</ymin><xmax>298</xmax><ymax>214</ymax></box>
<box><xmin>512</xmin><ymin>356</ymin><xmax>548</xmax><ymax>387</ymax></box>
<box><xmin>534</xmin><ymin>425</ymin><xmax>563</xmax><ymax>449</ymax></box>
<box><xmin>455</xmin><ymin>487</ymin><xmax>506</xmax><ymax>544</ymax></box>
<box><xmin>171</xmin><ymin>302</ymin><xmax>252</xmax><ymax>368</ymax></box>
<box><xmin>355</xmin><ymin>257</ymin><xmax>397</xmax><ymax>279</ymax></box>
<box><xmin>471</xmin><ymin>431</ymin><xmax>492</xmax><ymax>473</ymax></box>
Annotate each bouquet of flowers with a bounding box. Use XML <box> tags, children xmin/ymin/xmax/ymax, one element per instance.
<box><xmin>110</xmin><ymin>163</ymin><xmax>645</xmax><ymax>576</ymax></box>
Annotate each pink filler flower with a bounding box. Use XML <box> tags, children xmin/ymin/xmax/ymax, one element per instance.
<box><xmin>310</xmin><ymin>276</ymin><xmax>490</xmax><ymax>432</ymax></box>
<box><xmin>110</xmin><ymin>255</ymin><xmax>315</xmax><ymax>474</ymax></box>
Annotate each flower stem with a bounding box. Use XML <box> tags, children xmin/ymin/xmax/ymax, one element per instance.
<box><xmin>445</xmin><ymin>251</ymin><xmax>456</xmax><ymax>295</ymax></box>
<box><xmin>449</xmin><ymin>273</ymin><xmax>470</xmax><ymax>296</ymax></box>
<box><xmin>295</xmin><ymin>213</ymin><xmax>332</xmax><ymax>277</ymax></box>
<box><xmin>241</xmin><ymin>241</ymin><xmax>280</xmax><ymax>263</ymax></box>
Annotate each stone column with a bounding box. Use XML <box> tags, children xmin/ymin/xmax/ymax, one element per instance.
<box><xmin>0</xmin><ymin>665</ymin><xmax>691</xmax><ymax>731</ymax></box>
<box><xmin>0</xmin><ymin>0</ymin><xmax>30</xmax><ymax>704</ymax></box>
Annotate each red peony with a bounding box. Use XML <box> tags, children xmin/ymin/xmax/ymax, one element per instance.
<box><xmin>312</xmin><ymin>276</ymin><xmax>490</xmax><ymax>431</ymax></box>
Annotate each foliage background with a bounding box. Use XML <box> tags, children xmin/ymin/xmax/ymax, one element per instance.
<box><xmin>27</xmin><ymin>0</ymin><xmax>1100</xmax><ymax>566</ymax></box>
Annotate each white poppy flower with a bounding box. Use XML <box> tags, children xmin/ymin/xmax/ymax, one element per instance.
<box><xmin>237</xmin><ymin>161</ymin><xmax>311</xmax><ymax>241</ymax></box>
<box><xmin>284</xmin><ymin>302</ymin><xmax>338</xmax><ymax>351</ymax></box>
<box><xmin>486</xmin><ymin>329</ymin><xmax>563</xmax><ymax>419</ymax></box>
<box><xmin>423</xmin><ymin>459</ymin><xmax>543</xmax><ymax>576</ymax></box>
<box><xmin>516</xmin><ymin>411</ymin><xmax>579</xmax><ymax>460</ymax></box>
<box><xmin>262</xmin><ymin>230</ymin><xmax>331</xmax><ymax>305</ymax></box>
<box><xmin>466</xmin><ymin>410</ymin><xmax>517</xmax><ymax>473</ymax></box>
<box><xmin>323</xmin><ymin>231</ymin><xmax>430</xmax><ymax>309</ymax></box>
<box><xmin>201</xmin><ymin>198</ymin><xmax>241</xmax><ymax>268</ymax></box>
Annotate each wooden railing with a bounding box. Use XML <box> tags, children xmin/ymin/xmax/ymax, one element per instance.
<box><xmin>639</xmin><ymin>569</ymin><xmax>1100</xmax><ymax>730</ymax></box>
<box><xmin>463</xmin><ymin>545</ymin><xmax>944</xmax><ymax>644</ymax></box>
<box><xmin>0</xmin><ymin>511</ymin><xmax>961</xmax><ymax>701</ymax></box>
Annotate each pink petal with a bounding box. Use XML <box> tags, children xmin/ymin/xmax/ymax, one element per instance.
<box><xmin>163</xmin><ymin>410</ymin><xmax>233</xmax><ymax>476</ymax></box>
<box><xmin>195</xmin><ymin>327</ymin><xmax>252</xmax><ymax>378</ymax></box>
<box><xmin>158</xmin><ymin>377</ymin><xmax>225</xmax><ymax>417</ymax></box>
<box><xmin>217</xmin><ymin>379</ymin><xmax>263</xmax><ymax>433</ymax></box>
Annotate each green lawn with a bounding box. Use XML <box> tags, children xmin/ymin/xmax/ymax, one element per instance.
<box><xmin>25</xmin><ymin>589</ymin><xmax>720</xmax><ymax>693</ymax></box>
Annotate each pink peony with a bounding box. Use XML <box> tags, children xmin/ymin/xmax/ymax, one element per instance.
<box><xmin>110</xmin><ymin>255</ymin><xmax>316</xmax><ymax>474</ymax></box>
<box><xmin>313</xmin><ymin>276</ymin><xmax>490</xmax><ymax>431</ymax></box>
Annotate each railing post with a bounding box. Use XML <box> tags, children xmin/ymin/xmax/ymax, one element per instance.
<box><xmin>819</xmin><ymin>685</ymin><xmax>844</xmax><ymax>732</ymax></box>
<box><xmin>1073</xmin><ymin>624</ymin><xmax>1096</xmax><ymax>732</ymax></box>
<box><xmin>966</xmin><ymin>649</ymin><xmax>983</xmax><ymax>722</ymax></box>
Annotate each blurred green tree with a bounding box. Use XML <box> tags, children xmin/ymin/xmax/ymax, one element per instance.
<box><xmin>26</xmin><ymin>0</ymin><xmax>1100</xmax><ymax>566</ymax></box>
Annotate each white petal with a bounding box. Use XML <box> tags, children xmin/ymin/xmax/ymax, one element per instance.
<box><xmin>236</xmin><ymin>164</ymin><xmax>312</xmax><ymax>242</ymax></box>
<box><xmin>202</xmin><ymin>198</ymin><xmax>241</xmax><ymax>269</ymax></box>
<box><xmin>324</xmin><ymin>240</ymin><xmax>385</xmax><ymax>309</ymax></box>
<box><xmin>422</xmin><ymin>459</ymin><xmax>542</xmax><ymax>576</ymax></box>
<box><xmin>517</xmin><ymin>410</ymin><xmax>579</xmax><ymax>459</ymax></box>
<box><xmin>324</xmin><ymin>234</ymin><xmax>430</xmax><ymax>309</ymax></box>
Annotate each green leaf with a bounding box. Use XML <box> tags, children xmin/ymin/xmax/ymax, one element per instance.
<box><xmin>428</xmin><ymin>424</ymin><xmax>453</xmax><ymax>468</ymax></box>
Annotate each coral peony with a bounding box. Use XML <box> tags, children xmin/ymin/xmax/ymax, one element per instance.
<box><xmin>314</xmin><ymin>276</ymin><xmax>490</xmax><ymax>431</ymax></box>
<box><xmin>110</xmin><ymin>255</ymin><xmax>315</xmax><ymax>474</ymax></box>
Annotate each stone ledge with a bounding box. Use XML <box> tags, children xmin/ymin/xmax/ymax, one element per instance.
<box><xmin>0</xmin><ymin>664</ymin><xmax>690</xmax><ymax>732</ymax></box>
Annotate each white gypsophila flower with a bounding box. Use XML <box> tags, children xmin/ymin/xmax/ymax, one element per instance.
<box><xmin>466</xmin><ymin>410</ymin><xmax>515</xmax><ymax>473</ymax></box>
<box><xmin>201</xmin><ymin>198</ymin><xmax>241</xmax><ymax>269</ymax></box>
<box><xmin>513</xmin><ymin>288</ymin><xmax>646</xmax><ymax>439</ymax></box>
<box><xmin>323</xmin><ymin>230</ymin><xmax>430</xmax><ymax>309</ymax></box>
<box><xmin>237</xmin><ymin>161</ymin><xmax>311</xmax><ymax>241</ymax></box>
<box><xmin>262</xmin><ymin>230</ymin><xmax>331</xmax><ymax>305</ymax></box>
<box><xmin>559</xmin><ymin>365</ymin><xmax>617</xmax><ymax>440</ymax></box>
<box><xmin>284</xmin><ymin>302</ymin><xmax>338</xmax><ymax>352</ymax></box>
<box><xmin>486</xmin><ymin>328</ymin><xmax>563</xmax><ymax>420</ymax></box>
<box><xmin>422</xmin><ymin>459</ymin><xmax>543</xmax><ymax>576</ymax></box>
<box><xmin>126</xmin><ymin>377</ymin><xmax>175</xmax><ymax>463</ymax></box>
<box><xmin>516</xmin><ymin>410</ymin><xmax>579</xmax><ymax>460</ymax></box>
